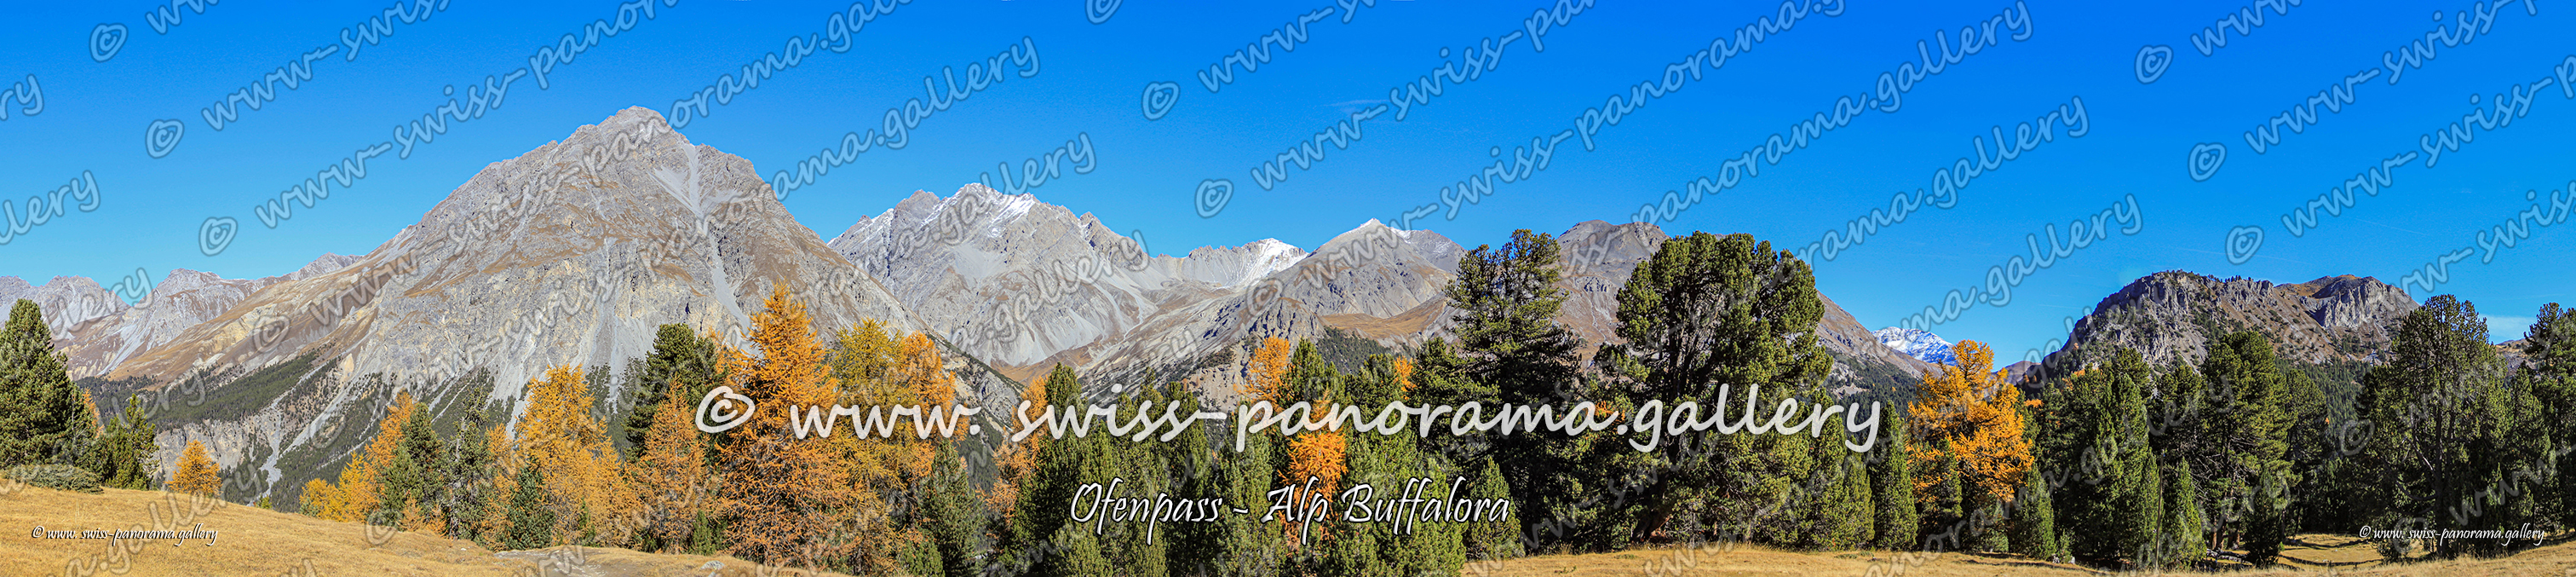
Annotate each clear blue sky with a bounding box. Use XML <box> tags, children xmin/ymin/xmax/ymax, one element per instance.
<box><xmin>3</xmin><ymin>1</ymin><xmax>2569</xmax><ymax>360</ymax></box>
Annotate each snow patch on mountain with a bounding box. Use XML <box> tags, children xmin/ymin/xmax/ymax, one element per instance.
<box><xmin>1873</xmin><ymin>327</ymin><xmax>1958</xmax><ymax>366</ymax></box>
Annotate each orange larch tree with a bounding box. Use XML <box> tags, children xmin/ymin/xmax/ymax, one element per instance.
<box><xmin>308</xmin><ymin>391</ymin><xmax>417</xmax><ymax>522</ymax></box>
<box><xmin>170</xmin><ymin>440</ymin><xmax>221</xmax><ymax>496</ymax></box>
<box><xmin>716</xmin><ymin>286</ymin><xmax>857</xmax><ymax>568</ymax></box>
<box><xmin>1906</xmin><ymin>341</ymin><xmax>2035</xmax><ymax>531</ymax></box>
<box><xmin>630</xmin><ymin>377</ymin><xmax>711</xmax><ymax>553</ymax></box>
<box><xmin>516</xmin><ymin>365</ymin><xmax>640</xmax><ymax>545</ymax></box>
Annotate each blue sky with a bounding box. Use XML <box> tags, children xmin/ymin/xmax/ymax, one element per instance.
<box><xmin>2</xmin><ymin>0</ymin><xmax>2569</xmax><ymax>360</ymax></box>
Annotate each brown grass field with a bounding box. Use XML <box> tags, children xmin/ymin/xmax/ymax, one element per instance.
<box><xmin>4</xmin><ymin>482</ymin><xmax>2572</xmax><ymax>576</ymax></box>
<box><xmin>0</xmin><ymin>482</ymin><xmax>845</xmax><ymax>576</ymax></box>
<box><xmin>1473</xmin><ymin>535</ymin><xmax>2576</xmax><ymax>576</ymax></box>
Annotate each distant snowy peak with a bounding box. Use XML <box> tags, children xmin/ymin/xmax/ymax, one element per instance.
<box><xmin>1873</xmin><ymin>327</ymin><xmax>1958</xmax><ymax>366</ymax></box>
<box><xmin>1182</xmin><ymin>239</ymin><xmax>1306</xmax><ymax>288</ymax></box>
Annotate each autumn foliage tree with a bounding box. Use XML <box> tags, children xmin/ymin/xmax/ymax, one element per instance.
<box><xmin>1276</xmin><ymin>341</ymin><xmax>1348</xmax><ymax>515</ymax></box>
<box><xmin>630</xmin><ymin>377</ymin><xmax>712</xmax><ymax>554</ymax></box>
<box><xmin>715</xmin><ymin>286</ymin><xmax>856</xmax><ymax>567</ymax></box>
<box><xmin>305</xmin><ymin>391</ymin><xmax>419</xmax><ymax>522</ymax></box>
<box><xmin>515</xmin><ymin>365</ymin><xmax>638</xmax><ymax>546</ymax></box>
<box><xmin>171</xmin><ymin>440</ymin><xmax>221</xmax><ymax>496</ymax></box>
<box><xmin>1907</xmin><ymin>340</ymin><xmax>2032</xmax><ymax>551</ymax></box>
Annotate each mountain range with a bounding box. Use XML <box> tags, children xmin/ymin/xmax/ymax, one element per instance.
<box><xmin>1</xmin><ymin>108</ymin><xmax>2436</xmax><ymax>505</ymax></box>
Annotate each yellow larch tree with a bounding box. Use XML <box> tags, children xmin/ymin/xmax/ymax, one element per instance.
<box><xmin>478</xmin><ymin>418</ymin><xmax>518</xmax><ymax>543</ymax></box>
<box><xmin>1243</xmin><ymin>337</ymin><xmax>1293</xmax><ymax>401</ymax></box>
<box><xmin>170</xmin><ymin>440</ymin><xmax>221</xmax><ymax>496</ymax></box>
<box><xmin>716</xmin><ymin>286</ymin><xmax>856</xmax><ymax>567</ymax></box>
<box><xmin>987</xmin><ymin>369</ymin><xmax>1045</xmax><ymax>521</ymax></box>
<box><xmin>1393</xmin><ymin>356</ymin><xmax>1416</xmax><ymax>393</ymax></box>
<box><xmin>1274</xmin><ymin>342</ymin><xmax>1346</xmax><ymax>545</ymax></box>
<box><xmin>630</xmin><ymin>378</ymin><xmax>711</xmax><ymax>553</ymax></box>
<box><xmin>516</xmin><ymin>365</ymin><xmax>641</xmax><ymax>545</ymax></box>
<box><xmin>308</xmin><ymin>391</ymin><xmax>417</xmax><ymax>522</ymax></box>
<box><xmin>827</xmin><ymin>320</ymin><xmax>931</xmax><ymax>573</ymax></box>
<box><xmin>1906</xmin><ymin>340</ymin><xmax>2033</xmax><ymax>505</ymax></box>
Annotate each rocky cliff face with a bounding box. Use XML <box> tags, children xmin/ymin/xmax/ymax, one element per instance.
<box><xmin>829</xmin><ymin>185</ymin><xmax>1184</xmax><ymax>371</ymax></box>
<box><xmin>2026</xmin><ymin>272</ymin><xmax>2417</xmax><ymax>384</ymax></box>
<box><xmin>112</xmin><ymin>107</ymin><xmax>922</xmax><ymax>393</ymax></box>
<box><xmin>0</xmin><ymin>275</ymin><xmax>124</xmax><ymax>339</ymax></box>
<box><xmin>86</xmin><ymin>107</ymin><xmax>923</xmax><ymax>499</ymax></box>
<box><xmin>55</xmin><ymin>257</ymin><xmax>365</xmax><ymax>378</ymax></box>
<box><xmin>835</xmin><ymin>200</ymin><xmax>1935</xmax><ymax>397</ymax></box>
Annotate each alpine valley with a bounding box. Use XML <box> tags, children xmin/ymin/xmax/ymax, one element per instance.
<box><xmin>4</xmin><ymin>109</ymin><xmax>2441</xmax><ymax>510</ymax></box>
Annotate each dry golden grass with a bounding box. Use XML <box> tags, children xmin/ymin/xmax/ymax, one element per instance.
<box><xmin>9</xmin><ymin>481</ymin><xmax>2572</xmax><ymax>576</ymax></box>
<box><xmin>1469</xmin><ymin>535</ymin><xmax>2576</xmax><ymax>576</ymax></box>
<box><xmin>0</xmin><ymin>482</ymin><xmax>850</xmax><ymax>576</ymax></box>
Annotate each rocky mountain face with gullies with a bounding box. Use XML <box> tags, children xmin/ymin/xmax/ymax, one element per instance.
<box><xmin>2017</xmin><ymin>272</ymin><xmax>2418</xmax><ymax>385</ymax></box>
<box><xmin>56</xmin><ymin>107</ymin><xmax>924</xmax><ymax>499</ymax></box>
<box><xmin>112</xmin><ymin>107</ymin><xmax>923</xmax><ymax>389</ymax></box>
<box><xmin>830</xmin><ymin>184</ymin><xmax>1465</xmax><ymax>395</ymax></box>
<box><xmin>0</xmin><ymin>275</ymin><xmax>125</xmax><ymax>340</ymax></box>
<box><xmin>50</xmin><ymin>256</ymin><xmax>365</xmax><ymax>379</ymax></box>
<box><xmin>835</xmin><ymin>196</ymin><xmax>1938</xmax><ymax>400</ymax></box>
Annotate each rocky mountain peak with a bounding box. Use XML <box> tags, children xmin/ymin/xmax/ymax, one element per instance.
<box><xmin>1873</xmin><ymin>327</ymin><xmax>1959</xmax><ymax>365</ymax></box>
<box><xmin>0</xmin><ymin>275</ymin><xmax>124</xmax><ymax>338</ymax></box>
<box><xmin>2031</xmin><ymin>271</ymin><xmax>2418</xmax><ymax>384</ymax></box>
<box><xmin>112</xmin><ymin>107</ymin><xmax>922</xmax><ymax>397</ymax></box>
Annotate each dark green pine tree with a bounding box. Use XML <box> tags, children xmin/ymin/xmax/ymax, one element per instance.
<box><xmin>1325</xmin><ymin>354</ymin><xmax>1464</xmax><ymax>576</ymax></box>
<box><xmin>2157</xmin><ymin>458</ymin><xmax>2205</xmax><ymax>569</ymax></box>
<box><xmin>505</xmin><ymin>464</ymin><xmax>555</xmax><ymax>551</ymax></box>
<box><xmin>2355</xmin><ymin>296</ymin><xmax>2534</xmax><ymax>559</ymax></box>
<box><xmin>1210</xmin><ymin>397</ymin><xmax>1283</xmax><ymax>576</ymax></box>
<box><xmin>2519</xmin><ymin>303</ymin><xmax>2576</xmax><ymax>529</ymax></box>
<box><xmin>2048</xmin><ymin>349</ymin><xmax>2160</xmax><ymax>567</ymax></box>
<box><xmin>1103</xmin><ymin>379</ymin><xmax>1170</xmax><ymax>577</ymax></box>
<box><xmin>623</xmin><ymin>324</ymin><xmax>719</xmax><ymax>459</ymax></box>
<box><xmin>1918</xmin><ymin>438</ymin><xmax>1963</xmax><ymax>550</ymax></box>
<box><xmin>2007</xmin><ymin>462</ymin><xmax>2059</xmax><ymax>561</ymax></box>
<box><xmin>2120</xmin><ymin>451</ymin><xmax>2166</xmax><ymax>569</ymax></box>
<box><xmin>919</xmin><ymin>441</ymin><xmax>983</xmax><ymax>577</ymax></box>
<box><xmin>2278</xmin><ymin>363</ymin><xmax>2338</xmax><ymax>534</ymax></box>
<box><xmin>1159</xmin><ymin>378</ymin><xmax>1233</xmax><ymax>577</ymax></box>
<box><xmin>1791</xmin><ymin>447</ymin><xmax>1877</xmax><ymax>551</ymax></box>
<box><xmin>1440</xmin><ymin>229</ymin><xmax>1590</xmax><ymax>549</ymax></box>
<box><xmin>440</xmin><ymin>379</ymin><xmax>502</xmax><ymax>543</ymax></box>
<box><xmin>1868</xmin><ymin>414</ymin><xmax>1918</xmax><ymax>551</ymax></box>
<box><xmin>89</xmin><ymin>394</ymin><xmax>159</xmax><ymax>490</ymax></box>
<box><xmin>0</xmin><ymin>299</ymin><xmax>97</xmax><ymax>468</ymax></box>
<box><xmin>1597</xmin><ymin>232</ymin><xmax>1833</xmax><ymax>545</ymax></box>
<box><xmin>2195</xmin><ymin>332</ymin><xmax>2293</xmax><ymax>563</ymax></box>
<box><xmin>1010</xmin><ymin>366</ymin><xmax>1116</xmax><ymax>575</ymax></box>
<box><xmin>1463</xmin><ymin>457</ymin><xmax>1521</xmax><ymax>561</ymax></box>
<box><xmin>377</xmin><ymin>401</ymin><xmax>443</xmax><ymax>528</ymax></box>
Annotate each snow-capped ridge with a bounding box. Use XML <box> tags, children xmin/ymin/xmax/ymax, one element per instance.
<box><xmin>1873</xmin><ymin>326</ymin><xmax>1959</xmax><ymax>366</ymax></box>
